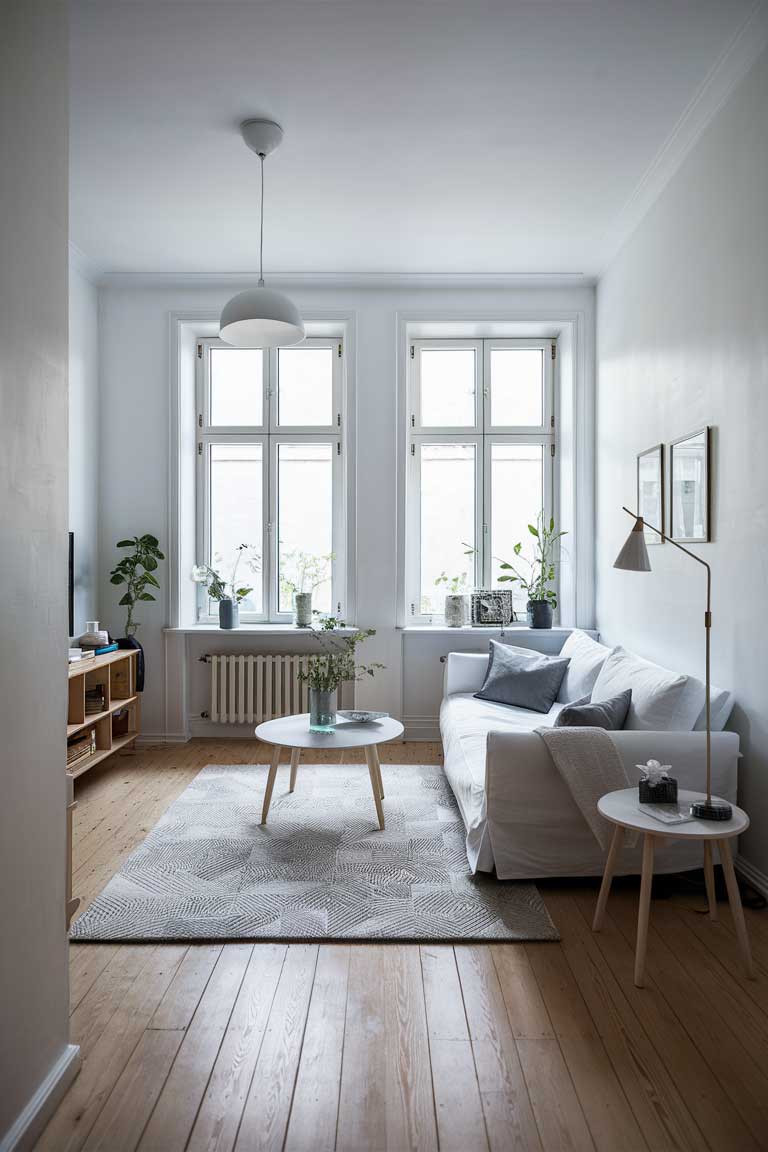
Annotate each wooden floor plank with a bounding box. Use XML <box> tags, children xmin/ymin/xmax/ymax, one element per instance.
<box><xmin>69</xmin><ymin>944</ymin><xmax>119</xmax><ymax>1013</ymax></box>
<box><xmin>336</xmin><ymin>945</ymin><xmax>387</xmax><ymax>1152</ymax></box>
<box><xmin>71</xmin><ymin>946</ymin><xmax>158</xmax><ymax>1061</ymax></box>
<box><xmin>571</xmin><ymin>891</ymin><xmax>761</xmax><ymax>1152</ymax></box>
<box><xmin>284</xmin><ymin>945</ymin><xmax>350</xmax><ymax>1152</ymax></box>
<box><xmin>187</xmin><ymin>944</ymin><xmax>287</xmax><ymax>1152</ymax></box>
<box><xmin>233</xmin><ymin>944</ymin><xmax>319</xmax><ymax>1152</ymax></box>
<box><xmin>491</xmin><ymin>944</ymin><xmax>553</xmax><ymax>1040</ymax></box>
<box><xmin>138</xmin><ymin>944</ymin><xmax>253</xmax><ymax>1152</ymax></box>
<box><xmin>149</xmin><ymin>944</ymin><xmax>222</xmax><ymax>1031</ymax></box>
<box><xmin>36</xmin><ymin>946</ymin><xmax>187</xmax><ymax>1152</ymax></box>
<box><xmin>421</xmin><ymin>946</ymin><xmax>489</xmax><ymax>1152</ymax></box>
<box><xmin>525</xmin><ymin>941</ymin><xmax>649</xmax><ymax>1152</ymax></box>
<box><xmin>454</xmin><ymin>946</ymin><xmax>542</xmax><ymax>1152</ymax></box>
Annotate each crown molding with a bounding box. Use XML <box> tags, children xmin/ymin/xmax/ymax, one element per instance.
<box><xmin>95</xmin><ymin>269</ymin><xmax>594</xmax><ymax>290</ymax></box>
<box><xmin>600</xmin><ymin>0</ymin><xmax>768</xmax><ymax>274</ymax></box>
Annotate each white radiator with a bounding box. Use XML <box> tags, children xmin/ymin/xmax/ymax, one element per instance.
<box><xmin>209</xmin><ymin>654</ymin><xmax>311</xmax><ymax>724</ymax></box>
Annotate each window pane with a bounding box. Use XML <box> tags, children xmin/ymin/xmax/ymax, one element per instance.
<box><xmin>210</xmin><ymin>348</ymin><xmax>263</xmax><ymax>426</ymax></box>
<box><xmin>210</xmin><ymin>443</ymin><xmax>263</xmax><ymax>614</ymax></box>
<box><xmin>490</xmin><ymin>349</ymin><xmax>543</xmax><ymax>427</ymax></box>
<box><xmin>420</xmin><ymin>349</ymin><xmax>476</xmax><ymax>427</ymax></box>
<box><xmin>278</xmin><ymin>348</ymin><xmax>333</xmax><ymax>426</ymax></box>
<box><xmin>420</xmin><ymin>443</ymin><xmax>475</xmax><ymax>615</ymax></box>
<box><xmin>490</xmin><ymin>443</ymin><xmax>544</xmax><ymax>614</ymax></box>
<box><xmin>278</xmin><ymin>443</ymin><xmax>334</xmax><ymax>613</ymax></box>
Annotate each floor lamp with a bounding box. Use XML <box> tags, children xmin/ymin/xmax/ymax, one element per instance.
<box><xmin>613</xmin><ymin>506</ymin><xmax>732</xmax><ymax>820</ymax></box>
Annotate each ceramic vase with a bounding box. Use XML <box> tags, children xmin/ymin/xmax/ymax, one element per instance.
<box><xmin>294</xmin><ymin>591</ymin><xmax>312</xmax><ymax>627</ymax></box>
<box><xmin>219</xmin><ymin>599</ymin><xmax>239</xmax><ymax>629</ymax></box>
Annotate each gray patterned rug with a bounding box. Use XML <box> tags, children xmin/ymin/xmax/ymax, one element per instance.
<box><xmin>71</xmin><ymin>763</ymin><xmax>559</xmax><ymax>942</ymax></box>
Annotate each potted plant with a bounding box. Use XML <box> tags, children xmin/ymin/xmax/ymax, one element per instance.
<box><xmin>434</xmin><ymin>570</ymin><xmax>470</xmax><ymax>627</ymax></box>
<box><xmin>279</xmin><ymin>549</ymin><xmax>334</xmax><ymax>626</ymax></box>
<box><xmin>497</xmin><ymin>514</ymin><xmax>567</xmax><ymax>629</ymax></box>
<box><xmin>109</xmin><ymin>533</ymin><xmax>165</xmax><ymax>690</ymax></box>
<box><xmin>191</xmin><ymin>544</ymin><xmax>259</xmax><ymax>628</ymax></box>
<box><xmin>296</xmin><ymin>616</ymin><xmax>384</xmax><ymax>731</ymax></box>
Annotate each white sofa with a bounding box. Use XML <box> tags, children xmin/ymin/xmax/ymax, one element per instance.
<box><xmin>440</xmin><ymin>636</ymin><xmax>739</xmax><ymax>880</ymax></box>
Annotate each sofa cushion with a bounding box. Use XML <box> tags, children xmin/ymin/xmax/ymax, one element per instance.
<box><xmin>692</xmin><ymin>683</ymin><xmax>734</xmax><ymax>732</ymax></box>
<box><xmin>591</xmin><ymin>646</ymin><xmax>704</xmax><ymax>731</ymax></box>
<box><xmin>554</xmin><ymin>689</ymin><xmax>632</xmax><ymax>731</ymax></box>
<box><xmin>557</xmin><ymin>630</ymin><xmax>612</xmax><ymax>703</ymax></box>
<box><xmin>475</xmin><ymin>640</ymin><xmax>569</xmax><ymax>714</ymax></box>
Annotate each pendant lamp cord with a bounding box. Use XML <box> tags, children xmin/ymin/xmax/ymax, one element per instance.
<box><xmin>258</xmin><ymin>152</ymin><xmax>265</xmax><ymax>287</ymax></box>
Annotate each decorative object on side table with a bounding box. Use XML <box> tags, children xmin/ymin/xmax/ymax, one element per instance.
<box><xmin>637</xmin><ymin>759</ymin><xmax>678</xmax><ymax>804</ymax></box>
<box><xmin>497</xmin><ymin>512</ymin><xmax>566</xmax><ymax>629</ymax></box>
<box><xmin>614</xmin><ymin>502</ymin><xmax>730</xmax><ymax>820</ymax></box>
<box><xmin>670</xmin><ymin>427</ymin><xmax>711</xmax><ymax>543</ymax></box>
<box><xmin>296</xmin><ymin>616</ymin><xmax>384</xmax><ymax>733</ymax></box>
<box><xmin>191</xmin><ymin>543</ymin><xmax>259</xmax><ymax>630</ymax></box>
<box><xmin>110</xmin><ymin>533</ymin><xmax>165</xmax><ymax>690</ymax></box>
<box><xmin>637</xmin><ymin>444</ymin><xmax>665</xmax><ymax>545</ymax></box>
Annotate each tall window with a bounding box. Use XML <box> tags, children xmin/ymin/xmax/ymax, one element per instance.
<box><xmin>406</xmin><ymin>339</ymin><xmax>555</xmax><ymax>621</ymax></box>
<box><xmin>197</xmin><ymin>337</ymin><xmax>345</xmax><ymax>622</ymax></box>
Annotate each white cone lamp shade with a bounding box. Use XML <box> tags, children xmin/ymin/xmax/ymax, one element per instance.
<box><xmin>220</xmin><ymin>286</ymin><xmax>304</xmax><ymax>349</ymax></box>
<box><xmin>220</xmin><ymin>119</ymin><xmax>304</xmax><ymax>350</ymax></box>
<box><xmin>613</xmin><ymin>517</ymin><xmax>652</xmax><ymax>571</ymax></box>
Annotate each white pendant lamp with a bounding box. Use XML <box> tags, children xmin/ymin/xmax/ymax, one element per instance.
<box><xmin>220</xmin><ymin>119</ymin><xmax>305</xmax><ymax>349</ymax></box>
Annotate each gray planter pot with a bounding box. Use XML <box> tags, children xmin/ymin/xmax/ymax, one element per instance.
<box><xmin>309</xmin><ymin>687</ymin><xmax>336</xmax><ymax>732</ymax></box>
<box><xmin>294</xmin><ymin>591</ymin><xmax>313</xmax><ymax>627</ymax></box>
<box><xmin>219</xmin><ymin>599</ymin><xmax>239</xmax><ymax>629</ymax></box>
<box><xmin>526</xmin><ymin>599</ymin><xmax>553</xmax><ymax>629</ymax></box>
<box><xmin>444</xmin><ymin>593</ymin><xmax>467</xmax><ymax>627</ymax></box>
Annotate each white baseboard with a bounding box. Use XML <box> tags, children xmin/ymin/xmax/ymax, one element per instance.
<box><xmin>136</xmin><ymin>732</ymin><xmax>190</xmax><ymax>745</ymax></box>
<box><xmin>0</xmin><ymin>1044</ymin><xmax>80</xmax><ymax>1152</ymax></box>
<box><xmin>735</xmin><ymin>854</ymin><xmax>768</xmax><ymax>899</ymax></box>
<box><xmin>403</xmin><ymin>717</ymin><xmax>441</xmax><ymax>742</ymax></box>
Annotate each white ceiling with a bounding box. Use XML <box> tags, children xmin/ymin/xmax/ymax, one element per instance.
<box><xmin>70</xmin><ymin>0</ymin><xmax>758</xmax><ymax>277</ymax></box>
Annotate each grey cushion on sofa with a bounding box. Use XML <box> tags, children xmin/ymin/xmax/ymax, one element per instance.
<box><xmin>475</xmin><ymin>640</ymin><xmax>570</xmax><ymax>714</ymax></box>
<box><xmin>554</xmin><ymin>689</ymin><xmax>632</xmax><ymax>731</ymax></box>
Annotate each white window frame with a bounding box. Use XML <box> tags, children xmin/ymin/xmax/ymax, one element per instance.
<box><xmin>406</xmin><ymin>337</ymin><xmax>556</xmax><ymax>623</ymax></box>
<box><xmin>196</xmin><ymin>335</ymin><xmax>345</xmax><ymax>623</ymax></box>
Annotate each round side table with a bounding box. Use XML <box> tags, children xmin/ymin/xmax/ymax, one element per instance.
<box><xmin>593</xmin><ymin>788</ymin><xmax>753</xmax><ymax>988</ymax></box>
<box><xmin>254</xmin><ymin>713</ymin><xmax>404</xmax><ymax>831</ymax></box>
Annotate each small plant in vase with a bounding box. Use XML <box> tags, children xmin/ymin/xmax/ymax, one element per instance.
<box><xmin>434</xmin><ymin>569</ymin><xmax>470</xmax><ymax>627</ymax></box>
<box><xmin>296</xmin><ymin>616</ymin><xmax>384</xmax><ymax>731</ymax></box>
<box><xmin>109</xmin><ymin>533</ymin><xmax>165</xmax><ymax>690</ymax></box>
<box><xmin>497</xmin><ymin>513</ymin><xmax>566</xmax><ymax>629</ymax></box>
<box><xmin>192</xmin><ymin>544</ymin><xmax>260</xmax><ymax>629</ymax></box>
<box><xmin>279</xmin><ymin>549</ymin><xmax>334</xmax><ymax>626</ymax></box>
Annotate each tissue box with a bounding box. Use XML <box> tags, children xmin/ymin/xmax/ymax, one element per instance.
<box><xmin>639</xmin><ymin>777</ymin><xmax>678</xmax><ymax>804</ymax></box>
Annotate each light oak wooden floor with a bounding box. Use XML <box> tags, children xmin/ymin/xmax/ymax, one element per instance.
<box><xmin>39</xmin><ymin>739</ymin><xmax>768</xmax><ymax>1152</ymax></box>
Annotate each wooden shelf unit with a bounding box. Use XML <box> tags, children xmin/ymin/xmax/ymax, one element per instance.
<box><xmin>67</xmin><ymin>649</ymin><xmax>140</xmax><ymax>776</ymax></box>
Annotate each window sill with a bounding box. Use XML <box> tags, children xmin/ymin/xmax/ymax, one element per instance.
<box><xmin>164</xmin><ymin>624</ymin><xmax>359</xmax><ymax>636</ymax></box>
<box><xmin>400</xmin><ymin>624</ymin><xmax>588</xmax><ymax>635</ymax></box>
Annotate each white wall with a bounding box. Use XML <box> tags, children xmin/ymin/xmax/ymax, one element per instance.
<box><xmin>97</xmin><ymin>282</ymin><xmax>594</xmax><ymax>738</ymax></box>
<box><xmin>596</xmin><ymin>46</ymin><xmax>768</xmax><ymax>876</ymax></box>
<box><xmin>69</xmin><ymin>262</ymin><xmax>100</xmax><ymax>637</ymax></box>
<box><xmin>0</xmin><ymin>2</ymin><xmax>75</xmax><ymax>1147</ymax></box>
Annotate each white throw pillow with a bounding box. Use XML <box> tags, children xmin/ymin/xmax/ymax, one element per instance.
<box><xmin>693</xmin><ymin>683</ymin><xmax>734</xmax><ymax>732</ymax></box>
<box><xmin>591</xmin><ymin>646</ymin><xmax>704</xmax><ymax>731</ymax></box>
<box><xmin>557</xmin><ymin>630</ymin><xmax>611</xmax><ymax>704</ymax></box>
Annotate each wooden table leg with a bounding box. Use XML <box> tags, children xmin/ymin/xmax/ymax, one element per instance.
<box><xmin>370</xmin><ymin>744</ymin><xmax>384</xmax><ymax>800</ymax></box>
<box><xmin>365</xmin><ymin>746</ymin><xmax>385</xmax><ymax>830</ymax></box>
<box><xmin>593</xmin><ymin>825</ymin><xmax>624</xmax><ymax>931</ymax></box>
<box><xmin>634</xmin><ymin>833</ymin><xmax>655</xmax><ymax>988</ymax></box>
<box><xmin>289</xmin><ymin>747</ymin><xmax>300</xmax><ymax>793</ymax></box>
<box><xmin>261</xmin><ymin>746</ymin><xmax>281</xmax><ymax>825</ymax></box>
<box><xmin>703</xmin><ymin>840</ymin><xmax>718</xmax><ymax>921</ymax></box>
<box><xmin>718</xmin><ymin>837</ymin><xmax>755</xmax><ymax>979</ymax></box>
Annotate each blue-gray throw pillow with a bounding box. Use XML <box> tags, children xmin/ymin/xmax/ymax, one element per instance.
<box><xmin>474</xmin><ymin>640</ymin><xmax>570</xmax><ymax>714</ymax></box>
<box><xmin>554</xmin><ymin>689</ymin><xmax>632</xmax><ymax>730</ymax></box>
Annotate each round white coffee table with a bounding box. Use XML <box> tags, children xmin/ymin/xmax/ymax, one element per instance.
<box><xmin>254</xmin><ymin>713</ymin><xmax>404</xmax><ymax>830</ymax></box>
<box><xmin>593</xmin><ymin>788</ymin><xmax>752</xmax><ymax>988</ymax></box>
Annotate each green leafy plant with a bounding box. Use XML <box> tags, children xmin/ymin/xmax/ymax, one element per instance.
<box><xmin>110</xmin><ymin>534</ymin><xmax>165</xmax><ymax>636</ymax></box>
<box><xmin>296</xmin><ymin>616</ymin><xmax>384</xmax><ymax>692</ymax></box>
<box><xmin>279</xmin><ymin>549</ymin><xmax>334</xmax><ymax>608</ymax></box>
<box><xmin>191</xmin><ymin>544</ymin><xmax>259</xmax><ymax>605</ymax></box>
<box><xmin>497</xmin><ymin>513</ymin><xmax>567</xmax><ymax>607</ymax></box>
<box><xmin>434</xmin><ymin>571</ymin><xmax>469</xmax><ymax>594</ymax></box>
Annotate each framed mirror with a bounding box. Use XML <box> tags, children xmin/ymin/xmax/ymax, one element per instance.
<box><xmin>670</xmin><ymin>427</ymin><xmax>711</xmax><ymax>542</ymax></box>
<box><xmin>637</xmin><ymin>444</ymin><xmax>664</xmax><ymax>544</ymax></box>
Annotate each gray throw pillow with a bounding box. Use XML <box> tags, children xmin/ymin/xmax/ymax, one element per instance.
<box><xmin>554</xmin><ymin>689</ymin><xmax>632</xmax><ymax>730</ymax></box>
<box><xmin>474</xmin><ymin>640</ymin><xmax>570</xmax><ymax>714</ymax></box>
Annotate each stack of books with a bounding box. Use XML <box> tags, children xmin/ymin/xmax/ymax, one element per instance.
<box><xmin>85</xmin><ymin>687</ymin><xmax>106</xmax><ymax>716</ymax></box>
<box><xmin>67</xmin><ymin>728</ymin><xmax>96</xmax><ymax>771</ymax></box>
<box><xmin>68</xmin><ymin>647</ymin><xmax>96</xmax><ymax>664</ymax></box>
